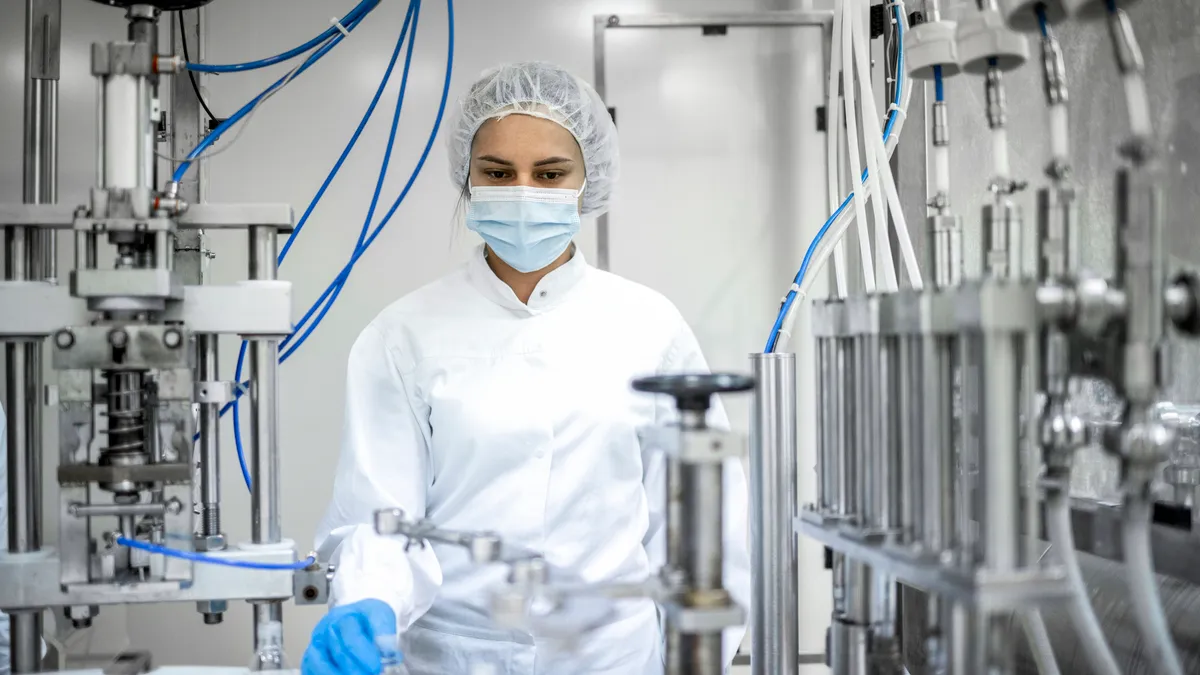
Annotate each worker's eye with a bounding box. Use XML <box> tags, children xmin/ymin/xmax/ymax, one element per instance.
<box><xmin>484</xmin><ymin>170</ymin><xmax>509</xmax><ymax>180</ymax></box>
<box><xmin>539</xmin><ymin>171</ymin><xmax>564</xmax><ymax>181</ymax></box>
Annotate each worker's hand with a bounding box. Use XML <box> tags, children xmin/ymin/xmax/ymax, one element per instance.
<box><xmin>302</xmin><ymin>598</ymin><xmax>398</xmax><ymax>675</ymax></box>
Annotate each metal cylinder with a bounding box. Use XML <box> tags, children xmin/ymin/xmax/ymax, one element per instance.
<box><xmin>984</xmin><ymin>200</ymin><xmax>1023</xmax><ymax>280</ymax></box>
<box><xmin>248</xmin><ymin>225</ymin><xmax>284</xmax><ymax>667</ymax></box>
<box><xmin>681</xmin><ymin>463</ymin><xmax>724</xmax><ymax>594</ymax></box>
<box><xmin>926</xmin><ymin>215</ymin><xmax>963</xmax><ymax>290</ymax></box>
<box><xmin>898</xmin><ymin>336</ymin><xmax>920</xmax><ymax>544</ymax></box>
<box><xmin>842</xmin><ymin>339</ymin><xmax>859</xmax><ymax>522</ymax></box>
<box><xmin>6</xmin><ymin>226</ymin><xmax>42</xmax><ymax>675</ymax></box>
<box><xmin>748</xmin><ymin>353</ymin><xmax>799</xmax><ymax>675</ymax></box>
<box><xmin>679</xmin><ymin>460</ymin><xmax>726</xmax><ymax>675</ymax></box>
<box><xmin>252</xmin><ymin>603</ymin><xmax>285</xmax><ymax>671</ymax></box>
<box><xmin>37</xmin><ymin>79</ymin><xmax>57</xmax><ymax>279</ymax></box>
<box><xmin>197</xmin><ymin>335</ymin><xmax>221</xmax><ymax>536</ymax></box>
<box><xmin>932</xmin><ymin>101</ymin><xmax>949</xmax><ymax>147</ymax></box>
<box><xmin>248</xmin><ymin>227</ymin><xmax>281</xmax><ymax>545</ymax></box>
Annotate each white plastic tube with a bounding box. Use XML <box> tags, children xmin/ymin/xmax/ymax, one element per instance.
<box><xmin>104</xmin><ymin>74</ymin><xmax>139</xmax><ymax>189</ymax></box>
<box><xmin>850</xmin><ymin>2</ymin><xmax>922</xmax><ymax>290</ymax></box>
<box><xmin>992</xmin><ymin>126</ymin><xmax>1011</xmax><ymax>182</ymax></box>
<box><xmin>840</xmin><ymin>0</ymin><xmax>876</xmax><ymax>293</ymax></box>
<box><xmin>1045</xmin><ymin>490</ymin><xmax>1121</xmax><ymax>675</ymax></box>
<box><xmin>1048</xmin><ymin>103</ymin><xmax>1069</xmax><ymax>167</ymax></box>
<box><xmin>777</xmin><ymin>1</ymin><xmax>914</xmax><ymax>346</ymax></box>
<box><xmin>827</xmin><ymin>2</ymin><xmax>849</xmax><ymax>298</ymax></box>
<box><xmin>1123</xmin><ymin>497</ymin><xmax>1184</xmax><ymax>675</ymax></box>
<box><xmin>933</xmin><ymin>144</ymin><xmax>950</xmax><ymax>197</ymax></box>
<box><xmin>1123</xmin><ymin>73</ymin><xmax>1153</xmax><ymax>142</ymax></box>
<box><xmin>1019</xmin><ymin>610</ymin><xmax>1061</xmax><ymax>675</ymax></box>
<box><xmin>851</xmin><ymin>0</ymin><xmax>897</xmax><ymax>292</ymax></box>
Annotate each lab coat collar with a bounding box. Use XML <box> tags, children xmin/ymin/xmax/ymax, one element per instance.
<box><xmin>467</xmin><ymin>243</ymin><xmax>588</xmax><ymax>314</ymax></box>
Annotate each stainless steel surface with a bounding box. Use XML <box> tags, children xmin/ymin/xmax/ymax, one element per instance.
<box><xmin>175</xmin><ymin>203</ymin><xmax>296</xmax><ymax>231</ymax></box>
<box><xmin>0</xmin><ymin>203</ymin><xmax>74</xmax><ymax>226</ymax></box>
<box><xmin>797</xmin><ymin>513</ymin><xmax>1072</xmax><ymax>611</ymax></box>
<box><xmin>163</xmin><ymin>282</ymin><xmax>294</xmax><ymax>335</ymax></box>
<box><xmin>170</xmin><ymin>5</ymin><xmax>204</xmax><ymax>284</ymax></box>
<box><xmin>0</xmin><ymin>546</ymin><xmax>299</xmax><ymax>609</ymax></box>
<box><xmin>600</xmin><ymin>11</ymin><xmax>834</xmax><ymax>28</ymax></box>
<box><xmin>905</xmin><ymin>551</ymin><xmax>1200</xmax><ymax>675</ymax></box>
<box><xmin>0</xmin><ymin>282</ymin><xmax>79</xmax><ymax>336</ymax></box>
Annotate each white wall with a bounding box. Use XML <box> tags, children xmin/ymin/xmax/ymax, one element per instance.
<box><xmin>0</xmin><ymin>0</ymin><xmax>832</xmax><ymax>667</ymax></box>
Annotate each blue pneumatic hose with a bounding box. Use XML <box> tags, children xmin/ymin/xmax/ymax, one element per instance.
<box><xmin>171</xmin><ymin>10</ymin><xmax>369</xmax><ymax>184</ymax></box>
<box><xmin>764</xmin><ymin>4</ymin><xmax>906</xmax><ymax>352</ymax></box>
<box><xmin>231</xmin><ymin>0</ymin><xmax>424</xmax><ymax>491</ymax></box>
<box><xmin>278</xmin><ymin>0</ymin><xmax>454</xmax><ymax>365</ymax></box>
<box><xmin>184</xmin><ymin>0</ymin><xmax>380</xmax><ymax>73</ymax></box>
<box><xmin>116</xmin><ymin>537</ymin><xmax>315</xmax><ymax>570</ymax></box>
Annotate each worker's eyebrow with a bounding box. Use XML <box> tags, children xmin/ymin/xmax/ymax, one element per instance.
<box><xmin>475</xmin><ymin>155</ymin><xmax>514</xmax><ymax>166</ymax></box>
<box><xmin>533</xmin><ymin>157</ymin><xmax>574</xmax><ymax>167</ymax></box>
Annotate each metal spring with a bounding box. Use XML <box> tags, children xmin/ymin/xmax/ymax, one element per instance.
<box><xmin>102</xmin><ymin>370</ymin><xmax>146</xmax><ymax>455</ymax></box>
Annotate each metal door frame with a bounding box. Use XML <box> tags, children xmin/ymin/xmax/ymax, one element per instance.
<box><xmin>591</xmin><ymin>10</ymin><xmax>835</xmax><ymax>271</ymax></box>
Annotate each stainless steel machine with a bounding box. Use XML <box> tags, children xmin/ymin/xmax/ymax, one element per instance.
<box><xmin>0</xmin><ymin>2</ymin><xmax>328</xmax><ymax>673</ymax></box>
<box><xmin>796</xmin><ymin>0</ymin><xmax>1200</xmax><ymax>674</ymax></box>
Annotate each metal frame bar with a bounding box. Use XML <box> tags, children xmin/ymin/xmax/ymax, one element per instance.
<box><xmin>591</xmin><ymin>10</ymin><xmax>834</xmax><ymax>271</ymax></box>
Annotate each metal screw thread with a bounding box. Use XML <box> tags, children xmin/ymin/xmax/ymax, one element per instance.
<box><xmin>203</xmin><ymin>506</ymin><xmax>220</xmax><ymax>536</ymax></box>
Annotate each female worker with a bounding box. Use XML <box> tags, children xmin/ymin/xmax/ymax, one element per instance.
<box><xmin>302</xmin><ymin>62</ymin><xmax>750</xmax><ymax>675</ymax></box>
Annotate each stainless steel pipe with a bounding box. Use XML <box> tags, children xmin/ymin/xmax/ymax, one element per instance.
<box><xmin>248</xmin><ymin>226</ymin><xmax>284</xmax><ymax>667</ymax></box>
<box><xmin>748</xmin><ymin>353</ymin><xmax>799</xmax><ymax>675</ymax></box>
<box><xmin>248</xmin><ymin>227</ymin><xmax>281</xmax><ymax>545</ymax></box>
<box><xmin>680</xmin><ymin>457</ymin><xmax>725</xmax><ymax>675</ymax></box>
<box><xmin>197</xmin><ymin>335</ymin><xmax>221</xmax><ymax>536</ymax></box>
<box><xmin>5</xmin><ymin>226</ymin><xmax>43</xmax><ymax>675</ymax></box>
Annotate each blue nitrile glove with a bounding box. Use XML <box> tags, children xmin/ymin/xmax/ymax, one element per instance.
<box><xmin>302</xmin><ymin>598</ymin><xmax>398</xmax><ymax>675</ymax></box>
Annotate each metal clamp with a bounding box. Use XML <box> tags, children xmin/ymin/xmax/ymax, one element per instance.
<box><xmin>662</xmin><ymin>601</ymin><xmax>746</xmax><ymax>634</ymax></box>
<box><xmin>194</xmin><ymin>380</ymin><xmax>235</xmax><ymax>404</ymax></box>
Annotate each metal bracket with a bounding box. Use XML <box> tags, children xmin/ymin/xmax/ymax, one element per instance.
<box><xmin>293</xmin><ymin>563</ymin><xmax>331</xmax><ymax>606</ymax></box>
<box><xmin>52</xmin><ymin>324</ymin><xmax>191</xmax><ymax>370</ymax></box>
<box><xmin>0</xmin><ymin>547</ymin><xmax>299</xmax><ymax>610</ymax></box>
<box><xmin>0</xmin><ymin>281</ymin><xmax>80</xmax><ymax>337</ymax></box>
<box><xmin>165</xmin><ymin>282</ymin><xmax>293</xmax><ymax>336</ymax></box>
<box><xmin>176</xmin><ymin>203</ymin><xmax>295</xmax><ymax>233</ymax></box>
<box><xmin>797</xmin><ymin>511</ymin><xmax>1073</xmax><ymax>612</ymax></box>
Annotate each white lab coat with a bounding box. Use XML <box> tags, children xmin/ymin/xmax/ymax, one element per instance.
<box><xmin>315</xmin><ymin>245</ymin><xmax>751</xmax><ymax>674</ymax></box>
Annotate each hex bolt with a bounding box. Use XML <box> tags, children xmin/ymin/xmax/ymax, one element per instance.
<box><xmin>54</xmin><ymin>329</ymin><xmax>75</xmax><ymax>349</ymax></box>
<box><xmin>108</xmin><ymin>328</ymin><xmax>129</xmax><ymax>349</ymax></box>
<box><xmin>163</xmin><ymin>328</ymin><xmax>183</xmax><ymax>349</ymax></box>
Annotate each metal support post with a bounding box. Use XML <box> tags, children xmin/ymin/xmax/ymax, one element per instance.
<box><xmin>170</xmin><ymin>8</ymin><xmax>207</xmax><ymax>285</ymax></box>
<box><xmin>679</xmin><ymin>460</ymin><xmax>725</xmax><ymax>673</ymax></box>
<box><xmin>9</xmin><ymin>3</ymin><xmax>59</xmax><ymax>671</ymax></box>
<box><xmin>748</xmin><ymin>353</ymin><xmax>799</xmax><ymax>675</ymax></box>
<box><xmin>197</xmin><ymin>335</ymin><xmax>221</xmax><ymax>536</ymax></box>
<box><xmin>248</xmin><ymin>226</ymin><xmax>283</xmax><ymax>666</ymax></box>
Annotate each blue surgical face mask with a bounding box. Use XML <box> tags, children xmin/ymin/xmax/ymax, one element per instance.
<box><xmin>465</xmin><ymin>183</ymin><xmax>584</xmax><ymax>273</ymax></box>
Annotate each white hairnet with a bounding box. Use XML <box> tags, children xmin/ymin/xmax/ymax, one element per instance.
<box><xmin>447</xmin><ymin>61</ymin><xmax>619</xmax><ymax>216</ymax></box>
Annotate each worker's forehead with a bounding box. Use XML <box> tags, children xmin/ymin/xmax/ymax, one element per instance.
<box><xmin>472</xmin><ymin>115</ymin><xmax>582</xmax><ymax>161</ymax></box>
